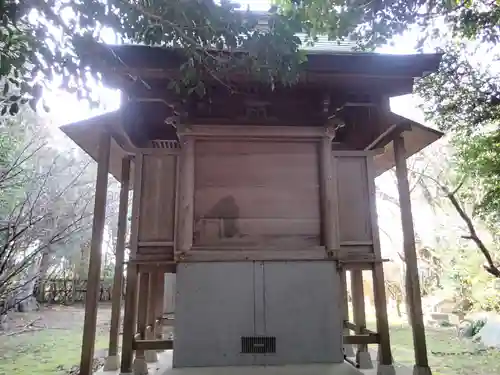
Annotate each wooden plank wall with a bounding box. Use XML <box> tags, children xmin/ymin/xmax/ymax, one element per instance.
<box><xmin>333</xmin><ymin>152</ymin><xmax>374</xmax><ymax>255</ymax></box>
<box><xmin>193</xmin><ymin>140</ymin><xmax>321</xmax><ymax>249</ymax></box>
<box><xmin>136</xmin><ymin>152</ymin><xmax>178</xmax><ymax>264</ymax></box>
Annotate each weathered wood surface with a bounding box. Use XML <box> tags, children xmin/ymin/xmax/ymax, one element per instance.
<box><xmin>335</xmin><ymin>154</ymin><xmax>372</xmax><ymax>244</ymax></box>
<box><xmin>194</xmin><ymin>139</ymin><xmax>321</xmax><ymax>249</ymax></box>
<box><xmin>137</xmin><ymin>153</ymin><xmax>178</xmax><ymax>266</ymax></box>
<box><xmin>80</xmin><ymin>130</ymin><xmax>110</xmax><ymax>375</ymax></box>
<box><xmin>123</xmin><ymin>127</ymin><xmax>381</xmax><ymax>260</ymax></box>
<box><xmin>394</xmin><ymin>135</ymin><xmax>429</xmax><ymax>369</ymax></box>
<box><xmin>108</xmin><ymin>156</ymin><xmax>131</xmax><ymax>361</ymax></box>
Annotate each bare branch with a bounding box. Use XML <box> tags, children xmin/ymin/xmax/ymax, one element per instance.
<box><xmin>409</xmin><ymin>168</ymin><xmax>500</xmax><ymax>278</ymax></box>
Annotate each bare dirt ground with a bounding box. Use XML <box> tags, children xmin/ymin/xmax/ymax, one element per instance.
<box><xmin>1</xmin><ymin>303</ymin><xmax>113</xmax><ymax>335</ymax></box>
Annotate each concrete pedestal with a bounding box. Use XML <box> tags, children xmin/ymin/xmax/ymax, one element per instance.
<box><xmin>412</xmin><ymin>366</ymin><xmax>432</xmax><ymax>375</ymax></box>
<box><xmin>103</xmin><ymin>355</ymin><xmax>120</xmax><ymax>371</ymax></box>
<box><xmin>377</xmin><ymin>364</ymin><xmax>396</xmax><ymax>375</ymax></box>
<box><xmin>356</xmin><ymin>351</ymin><xmax>374</xmax><ymax>370</ymax></box>
<box><xmin>133</xmin><ymin>357</ymin><xmax>148</xmax><ymax>375</ymax></box>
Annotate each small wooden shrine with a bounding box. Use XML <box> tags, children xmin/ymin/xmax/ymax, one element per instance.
<box><xmin>61</xmin><ymin>42</ymin><xmax>442</xmax><ymax>375</ymax></box>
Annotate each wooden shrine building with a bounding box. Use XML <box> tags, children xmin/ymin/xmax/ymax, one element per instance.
<box><xmin>61</xmin><ymin>42</ymin><xmax>443</xmax><ymax>375</ymax></box>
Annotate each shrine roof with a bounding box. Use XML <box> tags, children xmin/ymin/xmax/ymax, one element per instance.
<box><xmin>85</xmin><ymin>43</ymin><xmax>442</xmax><ymax>96</ymax></box>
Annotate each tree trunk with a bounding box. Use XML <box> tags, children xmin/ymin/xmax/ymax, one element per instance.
<box><xmin>396</xmin><ymin>298</ymin><xmax>402</xmax><ymax>317</ymax></box>
<box><xmin>399</xmin><ymin>261</ymin><xmax>411</xmax><ymax>324</ymax></box>
<box><xmin>16</xmin><ymin>256</ymin><xmax>42</xmax><ymax>312</ymax></box>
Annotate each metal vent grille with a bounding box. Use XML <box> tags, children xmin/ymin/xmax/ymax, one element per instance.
<box><xmin>150</xmin><ymin>140</ymin><xmax>180</xmax><ymax>149</ymax></box>
<box><xmin>241</xmin><ymin>336</ymin><xmax>276</xmax><ymax>354</ymax></box>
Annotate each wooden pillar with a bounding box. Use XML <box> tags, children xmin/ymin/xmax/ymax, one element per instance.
<box><xmin>176</xmin><ymin>136</ymin><xmax>195</xmax><ymax>254</ymax></box>
<box><xmin>366</xmin><ymin>156</ymin><xmax>394</xmax><ymax>374</ymax></box>
<box><xmin>351</xmin><ymin>270</ymin><xmax>373</xmax><ymax>369</ymax></box>
<box><xmin>133</xmin><ymin>272</ymin><xmax>150</xmax><ymax>374</ymax></box>
<box><xmin>155</xmin><ymin>271</ymin><xmax>165</xmax><ymax>341</ymax></box>
<box><xmin>121</xmin><ymin>153</ymin><xmax>143</xmax><ymax>374</ymax></box>
<box><xmin>340</xmin><ymin>270</ymin><xmax>354</xmax><ymax>357</ymax></box>
<box><xmin>393</xmin><ymin>135</ymin><xmax>431</xmax><ymax>375</ymax></box>
<box><xmin>147</xmin><ymin>269</ymin><xmax>159</xmax><ymax>333</ymax></box>
<box><xmin>320</xmin><ymin>129</ymin><xmax>345</xmax><ymax>358</ymax></box>
<box><xmin>103</xmin><ymin>156</ymin><xmax>131</xmax><ymax>371</ymax></box>
<box><xmin>145</xmin><ymin>270</ymin><xmax>159</xmax><ymax>362</ymax></box>
<box><xmin>319</xmin><ymin>129</ymin><xmax>339</xmax><ymax>256</ymax></box>
<box><xmin>79</xmin><ymin>131</ymin><xmax>111</xmax><ymax>375</ymax></box>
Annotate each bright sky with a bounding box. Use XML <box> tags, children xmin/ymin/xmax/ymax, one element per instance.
<box><xmin>42</xmin><ymin>0</ymin><xmax>442</xmax><ymax>263</ymax></box>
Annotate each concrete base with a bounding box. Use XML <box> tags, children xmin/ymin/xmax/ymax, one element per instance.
<box><xmin>162</xmin><ymin>360</ymin><xmax>362</xmax><ymax>375</ymax></box>
<box><xmin>412</xmin><ymin>366</ymin><xmax>432</xmax><ymax>375</ymax></box>
<box><xmin>344</xmin><ymin>344</ymin><xmax>355</xmax><ymax>357</ymax></box>
<box><xmin>145</xmin><ymin>350</ymin><xmax>159</xmax><ymax>363</ymax></box>
<box><xmin>356</xmin><ymin>351</ymin><xmax>374</xmax><ymax>370</ymax></box>
<box><xmin>96</xmin><ymin>350</ymin><xmax>414</xmax><ymax>375</ymax></box>
<box><xmin>376</xmin><ymin>365</ymin><xmax>397</xmax><ymax>375</ymax></box>
<box><xmin>133</xmin><ymin>357</ymin><xmax>149</xmax><ymax>375</ymax></box>
<box><xmin>103</xmin><ymin>355</ymin><xmax>120</xmax><ymax>371</ymax></box>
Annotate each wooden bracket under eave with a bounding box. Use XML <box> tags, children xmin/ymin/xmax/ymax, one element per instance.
<box><xmin>364</xmin><ymin>123</ymin><xmax>412</xmax><ymax>151</ymax></box>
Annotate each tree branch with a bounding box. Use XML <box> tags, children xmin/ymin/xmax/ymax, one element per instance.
<box><xmin>409</xmin><ymin>168</ymin><xmax>500</xmax><ymax>278</ymax></box>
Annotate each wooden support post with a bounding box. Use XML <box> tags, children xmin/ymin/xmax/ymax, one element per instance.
<box><xmin>319</xmin><ymin>130</ymin><xmax>339</xmax><ymax>256</ymax></box>
<box><xmin>393</xmin><ymin>135</ymin><xmax>431</xmax><ymax>375</ymax></box>
<box><xmin>145</xmin><ymin>270</ymin><xmax>158</xmax><ymax>362</ymax></box>
<box><xmin>79</xmin><ymin>131</ymin><xmax>110</xmax><ymax>375</ymax></box>
<box><xmin>340</xmin><ymin>270</ymin><xmax>354</xmax><ymax>357</ymax></box>
<box><xmin>155</xmin><ymin>271</ymin><xmax>165</xmax><ymax>342</ymax></box>
<box><xmin>177</xmin><ymin>136</ymin><xmax>195</xmax><ymax>254</ymax></box>
<box><xmin>320</xmin><ymin>129</ymin><xmax>345</xmax><ymax>359</ymax></box>
<box><xmin>366</xmin><ymin>156</ymin><xmax>395</xmax><ymax>375</ymax></box>
<box><xmin>133</xmin><ymin>272</ymin><xmax>150</xmax><ymax>375</ymax></box>
<box><xmin>104</xmin><ymin>156</ymin><xmax>131</xmax><ymax>371</ymax></box>
<box><xmin>121</xmin><ymin>153</ymin><xmax>143</xmax><ymax>374</ymax></box>
<box><xmin>351</xmin><ymin>270</ymin><xmax>373</xmax><ymax>369</ymax></box>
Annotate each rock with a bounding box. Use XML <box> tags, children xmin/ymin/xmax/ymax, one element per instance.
<box><xmin>458</xmin><ymin>320</ymin><xmax>474</xmax><ymax>338</ymax></box>
<box><xmin>0</xmin><ymin>313</ymin><xmax>8</xmax><ymax>331</ymax></box>
<box><xmin>474</xmin><ymin>314</ymin><xmax>500</xmax><ymax>348</ymax></box>
<box><xmin>430</xmin><ymin>312</ymin><xmax>450</xmax><ymax>322</ymax></box>
<box><xmin>431</xmin><ymin>298</ymin><xmax>456</xmax><ymax>314</ymax></box>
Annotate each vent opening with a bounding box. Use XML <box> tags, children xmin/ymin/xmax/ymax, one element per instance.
<box><xmin>150</xmin><ymin>140</ymin><xmax>180</xmax><ymax>149</ymax></box>
<box><xmin>241</xmin><ymin>336</ymin><xmax>276</xmax><ymax>354</ymax></box>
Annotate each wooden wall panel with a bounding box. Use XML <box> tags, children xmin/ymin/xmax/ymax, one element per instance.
<box><xmin>138</xmin><ymin>154</ymin><xmax>177</xmax><ymax>242</ymax></box>
<box><xmin>194</xmin><ymin>140</ymin><xmax>321</xmax><ymax>248</ymax></box>
<box><xmin>335</xmin><ymin>155</ymin><xmax>372</xmax><ymax>244</ymax></box>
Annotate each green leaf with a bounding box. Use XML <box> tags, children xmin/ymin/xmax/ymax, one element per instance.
<box><xmin>8</xmin><ymin>102</ymin><xmax>19</xmax><ymax>116</ymax></box>
<box><xmin>194</xmin><ymin>81</ymin><xmax>205</xmax><ymax>97</ymax></box>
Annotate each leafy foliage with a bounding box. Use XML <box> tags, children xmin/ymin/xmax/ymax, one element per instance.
<box><xmin>0</xmin><ymin>0</ymin><xmax>310</xmax><ymax>116</ymax></box>
<box><xmin>274</xmin><ymin>0</ymin><xmax>500</xmax><ymax>48</ymax></box>
<box><xmin>416</xmin><ymin>43</ymin><xmax>500</xmax><ymax>223</ymax></box>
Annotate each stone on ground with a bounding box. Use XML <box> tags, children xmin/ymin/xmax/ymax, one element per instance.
<box><xmin>474</xmin><ymin>313</ymin><xmax>500</xmax><ymax>348</ymax></box>
<box><xmin>103</xmin><ymin>355</ymin><xmax>120</xmax><ymax>371</ymax></box>
<box><xmin>356</xmin><ymin>351</ymin><xmax>374</xmax><ymax>369</ymax></box>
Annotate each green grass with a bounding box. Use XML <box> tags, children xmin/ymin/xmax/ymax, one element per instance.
<box><xmin>388</xmin><ymin>324</ymin><xmax>500</xmax><ymax>375</ymax></box>
<box><xmin>0</xmin><ymin>329</ymin><xmax>108</xmax><ymax>375</ymax></box>
<box><xmin>1</xmin><ymin>313</ymin><xmax>500</xmax><ymax>375</ymax></box>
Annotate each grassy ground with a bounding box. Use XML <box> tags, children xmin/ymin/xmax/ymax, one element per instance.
<box><xmin>388</xmin><ymin>324</ymin><xmax>500</xmax><ymax>375</ymax></box>
<box><xmin>0</xmin><ymin>305</ymin><xmax>111</xmax><ymax>375</ymax></box>
<box><xmin>0</xmin><ymin>327</ymin><xmax>108</xmax><ymax>375</ymax></box>
<box><xmin>1</xmin><ymin>305</ymin><xmax>500</xmax><ymax>375</ymax></box>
